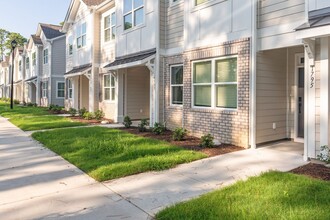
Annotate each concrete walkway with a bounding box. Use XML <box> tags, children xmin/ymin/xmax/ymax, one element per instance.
<box><xmin>0</xmin><ymin>117</ymin><xmax>307</xmax><ymax>219</ymax></box>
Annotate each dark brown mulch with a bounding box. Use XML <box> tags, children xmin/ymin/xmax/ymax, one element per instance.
<box><xmin>290</xmin><ymin>163</ymin><xmax>330</xmax><ymax>181</ymax></box>
<box><xmin>48</xmin><ymin>110</ymin><xmax>68</xmax><ymax>115</ymax></box>
<box><xmin>120</xmin><ymin>128</ymin><xmax>245</xmax><ymax>157</ymax></box>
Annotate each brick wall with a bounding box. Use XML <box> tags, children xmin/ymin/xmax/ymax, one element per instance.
<box><xmin>164</xmin><ymin>38</ymin><xmax>250</xmax><ymax>148</ymax></box>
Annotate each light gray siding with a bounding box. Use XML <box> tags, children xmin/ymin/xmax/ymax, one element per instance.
<box><xmin>166</xmin><ymin>1</ymin><xmax>184</xmax><ymax>49</ymax></box>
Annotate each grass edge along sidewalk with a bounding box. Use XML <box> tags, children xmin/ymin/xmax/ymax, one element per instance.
<box><xmin>156</xmin><ymin>171</ymin><xmax>330</xmax><ymax>220</ymax></box>
<box><xmin>32</xmin><ymin>126</ymin><xmax>207</xmax><ymax>181</ymax></box>
<box><xmin>0</xmin><ymin>101</ymin><xmax>86</xmax><ymax>131</ymax></box>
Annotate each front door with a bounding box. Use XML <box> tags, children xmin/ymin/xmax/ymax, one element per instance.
<box><xmin>297</xmin><ymin>67</ymin><xmax>304</xmax><ymax>138</ymax></box>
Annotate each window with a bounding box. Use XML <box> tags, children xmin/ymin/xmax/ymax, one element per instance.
<box><xmin>43</xmin><ymin>49</ymin><xmax>48</xmax><ymax>64</ymax></box>
<box><xmin>42</xmin><ymin>81</ymin><xmax>48</xmax><ymax>98</ymax></box>
<box><xmin>104</xmin><ymin>74</ymin><xmax>116</xmax><ymax>101</ymax></box>
<box><xmin>193</xmin><ymin>57</ymin><xmax>237</xmax><ymax>109</ymax></box>
<box><xmin>57</xmin><ymin>82</ymin><xmax>65</xmax><ymax>98</ymax></box>
<box><xmin>68</xmin><ymin>36</ymin><xmax>73</xmax><ymax>55</ymax></box>
<box><xmin>68</xmin><ymin>80</ymin><xmax>73</xmax><ymax>99</ymax></box>
<box><xmin>77</xmin><ymin>23</ymin><xmax>87</xmax><ymax>48</ymax></box>
<box><xmin>195</xmin><ymin>0</ymin><xmax>208</xmax><ymax>6</ymax></box>
<box><xmin>32</xmin><ymin>52</ymin><xmax>36</xmax><ymax>66</ymax></box>
<box><xmin>104</xmin><ymin>12</ymin><xmax>116</xmax><ymax>42</ymax></box>
<box><xmin>123</xmin><ymin>0</ymin><xmax>144</xmax><ymax>30</ymax></box>
<box><xmin>170</xmin><ymin>65</ymin><xmax>183</xmax><ymax>105</ymax></box>
<box><xmin>19</xmin><ymin>61</ymin><xmax>22</xmax><ymax>71</ymax></box>
<box><xmin>26</xmin><ymin>58</ymin><xmax>30</xmax><ymax>69</ymax></box>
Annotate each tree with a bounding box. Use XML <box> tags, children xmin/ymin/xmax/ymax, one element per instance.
<box><xmin>0</xmin><ymin>29</ymin><xmax>9</xmax><ymax>61</ymax></box>
<box><xmin>4</xmin><ymin>32</ymin><xmax>27</xmax><ymax>53</ymax></box>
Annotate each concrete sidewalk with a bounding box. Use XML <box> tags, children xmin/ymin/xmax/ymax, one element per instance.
<box><xmin>0</xmin><ymin>117</ymin><xmax>307</xmax><ymax>219</ymax></box>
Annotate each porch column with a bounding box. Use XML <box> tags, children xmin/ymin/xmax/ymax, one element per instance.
<box><xmin>116</xmin><ymin>70</ymin><xmax>125</xmax><ymax>123</ymax></box>
<box><xmin>320</xmin><ymin>37</ymin><xmax>330</xmax><ymax>148</ymax></box>
<box><xmin>304</xmin><ymin>39</ymin><xmax>316</xmax><ymax>159</ymax></box>
<box><xmin>147</xmin><ymin>58</ymin><xmax>158</xmax><ymax>126</ymax></box>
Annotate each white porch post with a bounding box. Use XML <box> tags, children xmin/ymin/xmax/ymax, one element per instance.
<box><xmin>304</xmin><ymin>39</ymin><xmax>316</xmax><ymax>160</ymax></box>
<box><xmin>320</xmin><ymin>37</ymin><xmax>330</xmax><ymax>148</ymax></box>
<box><xmin>116</xmin><ymin>70</ymin><xmax>125</xmax><ymax>123</ymax></box>
<box><xmin>147</xmin><ymin>58</ymin><xmax>158</xmax><ymax>127</ymax></box>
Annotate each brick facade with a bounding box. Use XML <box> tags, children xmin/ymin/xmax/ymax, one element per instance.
<box><xmin>164</xmin><ymin>38</ymin><xmax>250</xmax><ymax>148</ymax></box>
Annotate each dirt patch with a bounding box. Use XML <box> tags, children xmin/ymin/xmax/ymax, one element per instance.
<box><xmin>291</xmin><ymin>163</ymin><xmax>330</xmax><ymax>181</ymax></box>
<box><xmin>120</xmin><ymin>128</ymin><xmax>245</xmax><ymax>157</ymax></box>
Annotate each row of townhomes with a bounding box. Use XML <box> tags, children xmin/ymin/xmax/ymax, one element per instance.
<box><xmin>1</xmin><ymin>0</ymin><xmax>330</xmax><ymax>161</ymax></box>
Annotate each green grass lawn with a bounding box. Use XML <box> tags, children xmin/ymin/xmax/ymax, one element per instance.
<box><xmin>32</xmin><ymin>127</ymin><xmax>207</xmax><ymax>181</ymax></box>
<box><xmin>0</xmin><ymin>101</ymin><xmax>85</xmax><ymax>131</ymax></box>
<box><xmin>156</xmin><ymin>171</ymin><xmax>330</xmax><ymax>220</ymax></box>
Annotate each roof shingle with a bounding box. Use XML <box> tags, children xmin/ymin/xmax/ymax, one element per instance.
<box><xmin>40</xmin><ymin>23</ymin><xmax>65</xmax><ymax>39</ymax></box>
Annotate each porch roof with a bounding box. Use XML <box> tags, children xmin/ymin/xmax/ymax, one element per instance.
<box><xmin>296</xmin><ymin>6</ymin><xmax>330</xmax><ymax>38</ymax></box>
<box><xmin>25</xmin><ymin>76</ymin><xmax>37</xmax><ymax>82</ymax></box>
<box><xmin>14</xmin><ymin>79</ymin><xmax>22</xmax><ymax>84</ymax></box>
<box><xmin>64</xmin><ymin>63</ymin><xmax>92</xmax><ymax>78</ymax></box>
<box><xmin>103</xmin><ymin>48</ymin><xmax>156</xmax><ymax>70</ymax></box>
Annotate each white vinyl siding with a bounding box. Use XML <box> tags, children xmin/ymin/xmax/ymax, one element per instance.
<box><xmin>193</xmin><ymin>57</ymin><xmax>238</xmax><ymax>109</ymax></box>
<box><xmin>170</xmin><ymin>65</ymin><xmax>183</xmax><ymax>105</ymax></box>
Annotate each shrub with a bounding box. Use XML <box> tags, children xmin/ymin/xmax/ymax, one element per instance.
<box><xmin>13</xmin><ymin>99</ymin><xmax>20</xmax><ymax>104</ymax></box>
<box><xmin>22</xmin><ymin>101</ymin><xmax>26</xmax><ymax>106</ymax></box>
<box><xmin>83</xmin><ymin>112</ymin><xmax>94</xmax><ymax>120</ymax></box>
<box><xmin>69</xmin><ymin>108</ymin><xmax>77</xmax><ymax>117</ymax></box>
<box><xmin>123</xmin><ymin>116</ymin><xmax>132</xmax><ymax>128</ymax></box>
<box><xmin>200</xmin><ymin>133</ymin><xmax>215</xmax><ymax>148</ymax></box>
<box><xmin>173</xmin><ymin>127</ymin><xmax>187</xmax><ymax>141</ymax></box>
<box><xmin>33</xmin><ymin>103</ymin><xmax>37</xmax><ymax>107</ymax></box>
<box><xmin>138</xmin><ymin>119</ymin><xmax>149</xmax><ymax>132</ymax></box>
<box><xmin>152</xmin><ymin>122</ymin><xmax>166</xmax><ymax>135</ymax></box>
<box><xmin>78</xmin><ymin>107</ymin><xmax>87</xmax><ymax>117</ymax></box>
<box><xmin>317</xmin><ymin>145</ymin><xmax>330</xmax><ymax>163</ymax></box>
<box><xmin>94</xmin><ymin>110</ymin><xmax>105</xmax><ymax>120</ymax></box>
<box><xmin>48</xmin><ymin>104</ymin><xmax>55</xmax><ymax>110</ymax></box>
<box><xmin>50</xmin><ymin>105</ymin><xmax>62</xmax><ymax>114</ymax></box>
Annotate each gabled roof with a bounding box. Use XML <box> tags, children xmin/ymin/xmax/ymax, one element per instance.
<box><xmin>39</xmin><ymin>23</ymin><xmax>65</xmax><ymax>39</ymax></box>
<box><xmin>82</xmin><ymin>0</ymin><xmax>106</xmax><ymax>6</ymax></box>
<box><xmin>31</xmin><ymin>35</ymin><xmax>43</xmax><ymax>45</ymax></box>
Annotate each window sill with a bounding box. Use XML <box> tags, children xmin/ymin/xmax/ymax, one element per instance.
<box><xmin>169</xmin><ymin>104</ymin><xmax>183</xmax><ymax>109</ymax></box>
<box><xmin>190</xmin><ymin>106</ymin><xmax>238</xmax><ymax>115</ymax></box>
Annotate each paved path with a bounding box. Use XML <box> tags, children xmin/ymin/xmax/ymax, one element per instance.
<box><xmin>0</xmin><ymin>117</ymin><xmax>307</xmax><ymax>219</ymax></box>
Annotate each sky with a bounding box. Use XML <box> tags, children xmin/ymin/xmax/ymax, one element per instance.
<box><xmin>0</xmin><ymin>0</ymin><xmax>71</xmax><ymax>39</ymax></box>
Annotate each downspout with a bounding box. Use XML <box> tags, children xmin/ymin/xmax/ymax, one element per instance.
<box><xmin>250</xmin><ymin>0</ymin><xmax>258</xmax><ymax>149</ymax></box>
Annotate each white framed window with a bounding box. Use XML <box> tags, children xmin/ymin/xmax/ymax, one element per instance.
<box><xmin>195</xmin><ymin>0</ymin><xmax>208</xmax><ymax>6</ymax></box>
<box><xmin>32</xmin><ymin>52</ymin><xmax>36</xmax><ymax>66</ymax></box>
<box><xmin>104</xmin><ymin>12</ymin><xmax>116</xmax><ymax>42</ymax></box>
<box><xmin>77</xmin><ymin>23</ymin><xmax>87</xmax><ymax>49</ymax></box>
<box><xmin>57</xmin><ymin>82</ymin><xmax>65</xmax><ymax>98</ymax></box>
<box><xmin>192</xmin><ymin>56</ymin><xmax>238</xmax><ymax>109</ymax></box>
<box><xmin>123</xmin><ymin>0</ymin><xmax>144</xmax><ymax>30</ymax></box>
<box><xmin>171</xmin><ymin>0</ymin><xmax>180</xmax><ymax>5</ymax></box>
<box><xmin>68</xmin><ymin>36</ymin><xmax>73</xmax><ymax>55</ymax></box>
<box><xmin>103</xmin><ymin>74</ymin><xmax>116</xmax><ymax>101</ymax></box>
<box><xmin>43</xmin><ymin>49</ymin><xmax>48</xmax><ymax>64</ymax></box>
<box><xmin>42</xmin><ymin>81</ymin><xmax>48</xmax><ymax>98</ymax></box>
<box><xmin>26</xmin><ymin>58</ymin><xmax>30</xmax><ymax>69</ymax></box>
<box><xmin>68</xmin><ymin>79</ymin><xmax>73</xmax><ymax>99</ymax></box>
<box><xmin>19</xmin><ymin>60</ymin><xmax>22</xmax><ymax>71</ymax></box>
<box><xmin>170</xmin><ymin>65</ymin><xmax>183</xmax><ymax>105</ymax></box>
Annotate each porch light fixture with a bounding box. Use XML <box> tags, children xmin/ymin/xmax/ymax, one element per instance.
<box><xmin>10</xmin><ymin>40</ymin><xmax>17</xmax><ymax>109</ymax></box>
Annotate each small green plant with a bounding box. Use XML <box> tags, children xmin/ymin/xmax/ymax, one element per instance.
<box><xmin>317</xmin><ymin>145</ymin><xmax>330</xmax><ymax>163</ymax></box>
<box><xmin>94</xmin><ymin>110</ymin><xmax>105</xmax><ymax>120</ymax></box>
<box><xmin>22</xmin><ymin>101</ymin><xmax>26</xmax><ymax>106</ymax></box>
<box><xmin>26</xmin><ymin>102</ymin><xmax>34</xmax><ymax>107</ymax></box>
<box><xmin>123</xmin><ymin>116</ymin><xmax>132</xmax><ymax>128</ymax></box>
<box><xmin>13</xmin><ymin>99</ymin><xmax>20</xmax><ymax>104</ymax></box>
<box><xmin>83</xmin><ymin>112</ymin><xmax>94</xmax><ymax>120</ymax></box>
<box><xmin>33</xmin><ymin>103</ymin><xmax>37</xmax><ymax>107</ymax></box>
<box><xmin>138</xmin><ymin>119</ymin><xmax>149</xmax><ymax>132</ymax></box>
<box><xmin>200</xmin><ymin>133</ymin><xmax>215</xmax><ymax>148</ymax></box>
<box><xmin>173</xmin><ymin>127</ymin><xmax>187</xmax><ymax>141</ymax></box>
<box><xmin>69</xmin><ymin>108</ymin><xmax>77</xmax><ymax>117</ymax></box>
<box><xmin>78</xmin><ymin>107</ymin><xmax>87</xmax><ymax>117</ymax></box>
<box><xmin>152</xmin><ymin>122</ymin><xmax>166</xmax><ymax>135</ymax></box>
<box><xmin>48</xmin><ymin>104</ymin><xmax>55</xmax><ymax>110</ymax></box>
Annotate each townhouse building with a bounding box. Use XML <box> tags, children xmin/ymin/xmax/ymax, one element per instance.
<box><xmin>13</xmin><ymin>47</ymin><xmax>25</xmax><ymax>103</ymax></box>
<box><xmin>0</xmin><ymin>56</ymin><xmax>10</xmax><ymax>99</ymax></box>
<box><xmin>24</xmin><ymin>23</ymin><xmax>66</xmax><ymax>106</ymax></box>
<box><xmin>59</xmin><ymin>0</ymin><xmax>330</xmax><ymax>160</ymax></box>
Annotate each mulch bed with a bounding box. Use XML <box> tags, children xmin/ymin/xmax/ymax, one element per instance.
<box><xmin>290</xmin><ymin>163</ymin><xmax>330</xmax><ymax>181</ymax></box>
<box><xmin>69</xmin><ymin>116</ymin><xmax>114</xmax><ymax>125</ymax></box>
<box><xmin>120</xmin><ymin>128</ymin><xmax>245</xmax><ymax>157</ymax></box>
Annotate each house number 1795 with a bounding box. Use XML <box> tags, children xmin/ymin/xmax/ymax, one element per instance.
<box><xmin>310</xmin><ymin>65</ymin><xmax>315</xmax><ymax>88</ymax></box>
